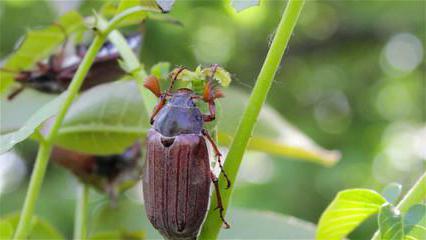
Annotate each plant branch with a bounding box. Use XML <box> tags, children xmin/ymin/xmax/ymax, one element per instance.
<box><xmin>13</xmin><ymin>6</ymin><xmax>148</xmax><ymax>238</ymax></box>
<box><xmin>199</xmin><ymin>0</ymin><xmax>305</xmax><ymax>238</ymax></box>
<box><xmin>74</xmin><ymin>184</ymin><xmax>90</xmax><ymax>240</ymax></box>
<box><xmin>96</xmin><ymin>16</ymin><xmax>157</xmax><ymax>113</ymax></box>
<box><xmin>371</xmin><ymin>171</ymin><xmax>426</xmax><ymax>240</ymax></box>
<box><xmin>13</xmin><ymin>35</ymin><xmax>106</xmax><ymax>240</ymax></box>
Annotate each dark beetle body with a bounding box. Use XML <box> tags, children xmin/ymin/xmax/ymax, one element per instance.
<box><xmin>51</xmin><ymin>142</ymin><xmax>142</xmax><ymax>198</ymax></box>
<box><xmin>23</xmin><ymin>56</ymin><xmax>126</xmax><ymax>94</ymax></box>
<box><xmin>144</xmin><ymin>130</ymin><xmax>210</xmax><ymax>240</ymax></box>
<box><xmin>143</xmin><ymin>90</ymin><xmax>209</xmax><ymax>240</ymax></box>
<box><xmin>6</xmin><ymin>34</ymin><xmax>142</xmax><ymax>99</ymax></box>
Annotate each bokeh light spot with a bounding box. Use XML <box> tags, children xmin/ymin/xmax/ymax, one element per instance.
<box><xmin>314</xmin><ymin>91</ymin><xmax>351</xmax><ymax>134</ymax></box>
<box><xmin>0</xmin><ymin>151</ymin><xmax>27</xmax><ymax>195</ymax></box>
<box><xmin>375</xmin><ymin>81</ymin><xmax>415</xmax><ymax>121</ymax></box>
<box><xmin>383</xmin><ymin>33</ymin><xmax>423</xmax><ymax>72</ymax></box>
<box><xmin>238</xmin><ymin>152</ymin><xmax>275</xmax><ymax>184</ymax></box>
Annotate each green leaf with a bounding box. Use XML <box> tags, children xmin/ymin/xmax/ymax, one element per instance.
<box><xmin>0</xmin><ymin>219</ymin><xmax>13</xmax><ymax>239</ymax></box>
<box><xmin>90</xmin><ymin>230</ymin><xmax>145</xmax><ymax>240</ymax></box>
<box><xmin>90</xmin><ymin>197</ymin><xmax>161</xmax><ymax>239</ymax></box>
<box><xmin>382</xmin><ymin>183</ymin><xmax>403</xmax><ymax>205</ymax></box>
<box><xmin>0</xmin><ymin>11</ymin><xmax>86</xmax><ymax>93</ymax></box>
<box><xmin>0</xmin><ymin>213</ymin><xmax>64</xmax><ymax>239</ymax></box>
<box><xmin>0</xmin><ymin>90</ymin><xmax>56</xmax><ymax>134</ymax></box>
<box><xmin>150</xmin><ymin>62</ymin><xmax>171</xmax><ymax>79</ymax></box>
<box><xmin>0</xmin><ymin>92</ymin><xmax>67</xmax><ymax>154</ymax></box>
<box><xmin>379</xmin><ymin>204</ymin><xmax>404</xmax><ymax>240</ymax></box>
<box><xmin>404</xmin><ymin>204</ymin><xmax>426</xmax><ymax>240</ymax></box>
<box><xmin>219</xmin><ymin>88</ymin><xmax>340</xmax><ymax>166</ymax></box>
<box><xmin>316</xmin><ymin>189</ymin><xmax>387</xmax><ymax>240</ymax></box>
<box><xmin>52</xmin><ymin>81</ymin><xmax>149</xmax><ymax>154</ymax></box>
<box><xmin>115</xmin><ymin>0</ymin><xmax>150</xmax><ymax>26</ymax></box>
<box><xmin>202</xmin><ymin>66</ymin><xmax>232</xmax><ymax>87</ymax></box>
<box><xmin>219</xmin><ymin>208</ymin><xmax>316</xmax><ymax>239</ymax></box>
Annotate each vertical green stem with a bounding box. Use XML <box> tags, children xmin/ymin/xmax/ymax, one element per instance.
<box><xmin>396</xmin><ymin>171</ymin><xmax>426</xmax><ymax>212</ymax></box>
<box><xmin>74</xmin><ymin>184</ymin><xmax>90</xmax><ymax>240</ymax></box>
<box><xmin>13</xmin><ymin>35</ymin><xmax>107</xmax><ymax>240</ymax></box>
<box><xmin>199</xmin><ymin>0</ymin><xmax>305</xmax><ymax>239</ymax></box>
<box><xmin>13</xmin><ymin>6</ymin><xmax>156</xmax><ymax>239</ymax></box>
<box><xmin>371</xmin><ymin>171</ymin><xmax>426</xmax><ymax>240</ymax></box>
<box><xmin>96</xmin><ymin>16</ymin><xmax>157</xmax><ymax>112</ymax></box>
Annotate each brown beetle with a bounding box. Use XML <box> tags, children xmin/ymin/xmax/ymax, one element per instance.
<box><xmin>51</xmin><ymin>142</ymin><xmax>142</xmax><ymax>200</ymax></box>
<box><xmin>3</xmin><ymin>32</ymin><xmax>142</xmax><ymax>100</ymax></box>
<box><xmin>142</xmin><ymin>65</ymin><xmax>231</xmax><ymax>240</ymax></box>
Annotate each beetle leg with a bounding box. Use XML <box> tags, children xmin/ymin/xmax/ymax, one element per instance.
<box><xmin>203</xmin><ymin>100</ymin><xmax>217</xmax><ymax>122</ymax></box>
<box><xmin>210</xmin><ymin>171</ymin><xmax>230</xmax><ymax>229</ymax></box>
<box><xmin>202</xmin><ymin>129</ymin><xmax>231</xmax><ymax>189</ymax></box>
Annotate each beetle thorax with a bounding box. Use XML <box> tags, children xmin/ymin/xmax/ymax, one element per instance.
<box><xmin>153</xmin><ymin>91</ymin><xmax>203</xmax><ymax>137</ymax></box>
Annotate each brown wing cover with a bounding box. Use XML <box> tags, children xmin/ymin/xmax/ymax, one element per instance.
<box><xmin>143</xmin><ymin>129</ymin><xmax>211</xmax><ymax>240</ymax></box>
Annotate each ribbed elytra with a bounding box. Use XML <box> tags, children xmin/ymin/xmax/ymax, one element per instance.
<box><xmin>142</xmin><ymin>66</ymin><xmax>231</xmax><ymax>240</ymax></box>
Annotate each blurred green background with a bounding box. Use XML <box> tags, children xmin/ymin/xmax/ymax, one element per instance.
<box><xmin>0</xmin><ymin>0</ymin><xmax>424</xmax><ymax>239</ymax></box>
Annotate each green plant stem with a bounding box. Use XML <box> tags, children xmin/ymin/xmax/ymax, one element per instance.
<box><xmin>199</xmin><ymin>0</ymin><xmax>305</xmax><ymax>239</ymax></box>
<box><xmin>13</xmin><ymin>7</ymin><xmax>150</xmax><ymax>239</ymax></box>
<box><xmin>371</xmin><ymin>171</ymin><xmax>426</xmax><ymax>240</ymax></box>
<box><xmin>13</xmin><ymin>36</ymin><xmax>106</xmax><ymax>240</ymax></box>
<box><xmin>74</xmin><ymin>184</ymin><xmax>90</xmax><ymax>240</ymax></box>
<box><xmin>96</xmin><ymin>17</ymin><xmax>157</xmax><ymax>113</ymax></box>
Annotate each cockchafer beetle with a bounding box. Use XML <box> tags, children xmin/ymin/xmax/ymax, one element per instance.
<box><xmin>51</xmin><ymin>142</ymin><xmax>142</xmax><ymax>201</ymax></box>
<box><xmin>2</xmin><ymin>28</ymin><xmax>141</xmax><ymax>100</ymax></box>
<box><xmin>142</xmin><ymin>65</ymin><xmax>231</xmax><ymax>240</ymax></box>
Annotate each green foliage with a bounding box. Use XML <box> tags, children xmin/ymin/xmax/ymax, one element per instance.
<box><xmin>219</xmin><ymin>208</ymin><xmax>316</xmax><ymax>239</ymax></box>
<box><xmin>52</xmin><ymin>81</ymin><xmax>149</xmax><ymax>154</ymax></box>
<box><xmin>0</xmin><ymin>220</ymin><xmax>14</xmax><ymax>239</ymax></box>
<box><xmin>89</xmin><ymin>231</ymin><xmax>145</xmax><ymax>240</ymax></box>
<box><xmin>176</xmin><ymin>65</ymin><xmax>232</xmax><ymax>88</ymax></box>
<box><xmin>0</xmin><ymin>213</ymin><xmax>64</xmax><ymax>239</ymax></box>
<box><xmin>89</xmin><ymin>196</ymin><xmax>316</xmax><ymax>239</ymax></box>
<box><xmin>0</xmin><ymin>92</ymin><xmax>66</xmax><ymax>154</ymax></box>
<box><xmin>316</xmin><ymin>189</ymin><xmax>387</xmax><ymax>240</ymax></box>
<box><xmin>219</xmin><ymin>88</ymin><xmax>340</xmax><ymax>165</ymax></box>
<box><xmin>0</xmin><ymin>11</ymin><xmax>86</xmax><ymax>93</ymax></box>
<box><xmin>379</xmin><ymin>204</ymin><xmax>404</xmax><ymax>240</ymax></box>
<box><xmin>377</xmin><ymin>204</ymin><xmax>426</xmax><ymax>240</ymax></box>
<box><xmin>317</xmin><ymin>178</ymin><xmax>426</xmax><ymax>240</ymax></box>
<box><xmin>90</xmin><ymin>197</ymin><xmax>160</xmax><ymax>239</ymax></box>
<box><xmin>403</xmin><ymin>204</ymin><xmax>426</xmax><ymax>240</ymax></box>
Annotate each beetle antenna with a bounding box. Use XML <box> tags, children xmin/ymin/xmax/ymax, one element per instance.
<box><xmin>168</xmin><ymin>67</ymin><xmax>186</xmax><ymax>93</ymax></box>
<box><xmin>209</xmin><ymin>64</ymin><xmax>219</xmax><ymax>79</ymax></box>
